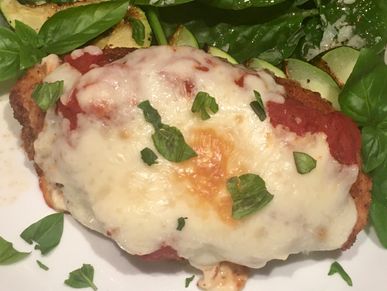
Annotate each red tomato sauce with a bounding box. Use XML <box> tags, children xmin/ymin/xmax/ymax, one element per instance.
<box><xmin>267</xmin><ymin>98</ymin><xmax>361</xmax><ymax>165</ymax></box>
<box><xmin>140</xmin><ymin>246</ymin><xmax>181</xmax><ymax>261</ymax></box>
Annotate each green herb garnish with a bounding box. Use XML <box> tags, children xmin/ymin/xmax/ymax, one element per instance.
<box><xmin>250</xmin><ymin>90</ymin><xmax>266</xmax><ymax>121</ymax></box>
<box><xmin>227</xmin><ymin>173</ymin><xmax>273</xmax><ymax>219</ymax></box>
<box><xmin>138</xmin><ymin>100</ymin><xmax>197</xmax><ymax>162</ymax></box>
<box><xmin>64</xmin><ymin>264</ymin><xmax>97</xmax><ymax>290</ymax></box>
<box><xmin>177</xmin><ymin>217</ymin><xmax>187</xmax><ymax>231</ymax></box>
<box><xmin>328</xmin><ymin>261</ymin><xmax>353</xmax><ymax>286</ymax></box>
<box><xmin>293</xmin><ymin>152</ymin><xmax>317</xmax><ymax>174</ymax></box>
<box><xmin>141</xmin><ymin>147</ymin><xmax>158</xmax><ymax>166</ymax></box>
<box><xmin>191</xmin><ymin>91</ymin><xmax>219</xmax><ymax>120</ymax></box>
<box><xmin>185</xmin><ymin>274</ymin><xmax>195</xmax><ymax>288</ymax></box>
<box><xmin>37</xmin><ymin>260</ymin><xmax>49</xmax><ymax>271</ymax></box>
<box><xmin>20</xmin><ymin>212</ymin><xmax>64</xmax><ymax>255</ymax></box>
<box><xmin>0</xmin><ymin>236</ymin><xmax>29</xmax><ymax>265</ymax></box>
<box><xmin>32</xmin><ymin>81</ymin><xmax>64</xmax><ymax>111</ymax></box>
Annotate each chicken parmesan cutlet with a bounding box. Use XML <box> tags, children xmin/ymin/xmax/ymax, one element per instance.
<box><xmin>10</xmin><ymin>45</ymin><xmax>371</xmax><ymax>290</ymax></box>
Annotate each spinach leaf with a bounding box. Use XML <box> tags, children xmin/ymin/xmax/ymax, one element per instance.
<box><xmin>0</xmin><ymin>27</ymin><xmax>20</xmax><ymax>81</ymax></box>
<box><xmin>0</xmin><ymin>236</ymin><xmax>30</xmax><ymax>265</ymax></box>
<box><xmin>320</xmin><ymin>0</ymin><xmax>387</xmax><ymax>52</ymax></box>
<box><xmin>339</xmin><ymin>49</ymin><xmax>387</xmax><ymax>127</ymax></box>
<box><xmin>20</xmin><ymin>212</ymin><xmax>64</xmax><ymax>255</ymax></box>
<box><xmin>200</xmin><ymin>0</ymin><xmax>287</xmax><ymax>10</ymax></box>
<box><xmin>64</xmin><ymin>264</ymin><xmax>97</xmax><ymax>290</ymax></box>
<box><xmin>39</xmin><ymin>0</ymin><xmax>130</xmax><ymax>54</ymax></box>
<box><xmin>184</xmin><ymin>9</ymin><xmax>317</xmax><ymax>64</ymax></box>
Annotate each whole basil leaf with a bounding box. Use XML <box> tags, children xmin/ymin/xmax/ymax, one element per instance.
<box><xmin>200</xmin><ymin>0</ymin><xmax>287</xmax><ymax>10</ymax></box>
<box><xmin>184</xmin><ymin>9</ymin><xmax>317</xmax><ymax>63</ymax></box>
<box><xmin>339</xmin><ymin>49</ymin><xmax>387</xmax><ymax>127</ymax></box>
<box><xmin>361</xmin><ymin>127</ymin><xmax>387</xmax><ymax>173</ymax></box>
<box><xmin>0</xmin><ymin>236</ymin><xmax>30</xmax><ymax>265</ymax></box>
<box><xmin>64</xmin><ymin>264</ymin><xmax>97</xmax><ymax>290</ymax></box>
<box><xmin>0</xmin><ymin>27</ymin><xmax>20</xmax><ymax>81</ymax></box>
<box><xmin>39</xmin><ymin>0</ymin><xmax>130</xmax><ymax>54</ymax></box>
<box><xmin>133</xmin><ymin>0</ymin><xmax>193</xmax><ymax>6</ymax></box>
<box><xmin>20</xmin><ymin>212</ymin><xmax>64</xmax><ymax>255</ymax></box>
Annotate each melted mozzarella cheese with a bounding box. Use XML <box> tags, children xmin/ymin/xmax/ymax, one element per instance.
<box><xmin>35</xmin><ymin>46</ymin><xmax>358</xmax><ymax>272</ymax></box>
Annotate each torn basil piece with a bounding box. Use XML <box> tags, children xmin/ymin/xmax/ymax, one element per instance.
<box><xmin>328</xmin><ymin>261</ymin><xmax>353</xmax><ymax>286</ymax></box>
<box><xmin>37</xmin><ymin>260</ymin><xmax>49</xmax><ymax>271</ymax></box>
<box><xmin>20</xmin><ymin>212</ymin><xmax>64</xmax><ymax>255</ymax></box>
<box><xmin>191</xmin><ymin>91</ymin><xmax>219</xmax><ymax>120</ymax></box>
<box><xmin>64</xmin><ymin>264</ymin><xmax>97</xmax><ymax>290</ymax></box>
<box><xmin>227</xmin><ymin>173</ymin><xmax>273</xmax><ymax>219</ymax></box>
<box><xmin>0</xmin><ymin>236</ymin><xmax>30</xmax><ymax>265</ymax></box>
<box><xmin>177</xmin><ymin>217</ymin><xmax>187</xmax><ymax>231</ymax></box>
<box><xmin>141</xmin><ymin>147</ymin><xmax>158</xmax><ymax>166</ymax></box>
<box><xmin>293</xmin><ymin>152</ymin><xmax>317</xmax><ymax>174</ymax></box>
<box><xmin>250</xmin><ymin>90</ymin><xmax>266</xmax><ymax>121</ymax></box>
<box><xmin>138</xmin><ymin>100</ymin><xmax>197</xmax><ymax>163</ymax></box>
<box><xmin>32</xmin><ymin>81</ymin><xmax>64</xmax><ymax>111</ymax></box>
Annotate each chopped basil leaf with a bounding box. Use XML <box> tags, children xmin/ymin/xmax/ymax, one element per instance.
<box><xmin>0</xmin><ymin>236</ymin><xmax>30</xmax><ymax>265</ymax></box>
<box><xmin>293</xmin><ymin>152</ymin><xmax>317</xmax><ymax>174</ymax></box>
<box><xmin>177</xmin><ymin>217</ymin><xmax>187</xmax><ymax>231</ymax></box>
<box><xmin>138</xmin><ymin>100</ymin><xmax>197</xmax><ymax>162</ymax></box>
<box><xmin>64</xmin><ymin>264</ymin><xmax>97</xmax><ymax>291</ymax></box>
<box><xmin>141</xmin><ymin>147</ymin><xmax>158</xmax><ymax>166</ymax></box>
<box><xmin>227</xmin><ymin>173</ymin><xmax>273</xmax><ymax>220</ymax></box>
<box><xmin>138</xmin><ymin>100</ymin><xmax>162</xmax><ymax>130</ymax></box>
<box><xmin>152</xmin><ymin>125</ymin><xmax>197</xmax><ymax>162</ymax></box>
<box><xmin>37</xmin><ymin>260</ymin><xmax>49</xmax><ymax>271</ymax></box>
<box><xmin>20</xmin><ymin>212</ymin><xmax>64</xmax><ymax>255</ymax></box>
<box><xmin>191</xmin><ymin>91</ymin><xmax>219</xmax><ymax>120</ymax></box>
<box><xmin>127</xmin><ymin>17</ymin><xmax>145</xmax><ymax>46</ymax></box>
<box><xmin>328</xmin><ymin>261</ymin><xmax>353</xmax><ymax>287</ymax></box>
<box><xmin>250</xmin><ymin>90</ymin><xmax>266</xmax><ymax>121</ymax></box>
<box><xmin>185</xmin><ymin>275</ymin><xmax>195</xmax><ymax>288</ymax></box>
<box><xmin>32</xmin><ymin>81</ymin><xmax>64</xmax><ymax>112</ymax></box>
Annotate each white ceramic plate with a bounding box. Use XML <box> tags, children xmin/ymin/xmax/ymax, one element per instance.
<box><xmin>1</xmin><ymin>88</ymin><xmax>387</xmax><ymax>291</ymax></box>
